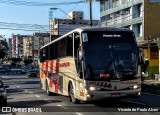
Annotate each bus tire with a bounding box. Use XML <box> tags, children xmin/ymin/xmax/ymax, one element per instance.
<box><xmin>2</xmin><ymin>99</ymin><xmax>7</xmax><ymax>107</ymax></box>
<box><xmin>46</xmin><ymin>80</ymin><xmax>52</xmax><ymax>96</ymax></box>
<box><xmin>69</xmin><ymin>82</ymin><xmax>80</xmax><ymax>104</ymax></box>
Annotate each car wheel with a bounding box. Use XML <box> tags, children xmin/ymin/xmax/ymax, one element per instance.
<box><xmin>69</xmin><ymin>83</ymin><xmax>80</xmax><ymax>104</ymax></box>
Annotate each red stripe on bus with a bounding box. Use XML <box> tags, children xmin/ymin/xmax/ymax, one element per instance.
<box><xmin>50</xmin><ymin>60</ymin><xmax>53</xmax><ymax>73</ymax></box>
<box><xmin>41</xmin><ymin>62</ymin><xmax>44</xmax><ymax>78</ymax></box>
<box><xmin>49</xmin><ymin>79</ymin><xmax>53</xmax><ymax>87</ymax></box>
<box><xmin>55</xmin><ymin>77</ymin><xmax>59</xmax><ymax>93</ymax></box>
<box><xmin>46</xmin><ymin>61</ymin><xmax>48</xmax><ymax>78</ymax></box>
<box><xmin>55</xmin><ymin>59</ymin><xmax>60</xmax><ymax>93</ymax></box>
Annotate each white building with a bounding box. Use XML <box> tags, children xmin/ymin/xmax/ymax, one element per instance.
<box><xmin>50</xmin><ymin>11</ymin><xmax>99</xmax><ymax>36</ymax></box>
<box><xmin>98</xmin><ymin>0</ymin><xmax>144</xmax><ymax>41</ymax></box>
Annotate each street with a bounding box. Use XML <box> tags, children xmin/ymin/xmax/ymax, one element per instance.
<box><xmin>0</xmin><ymin>74</ymin><xmax>160</xmax><ymax>115</ymax></box>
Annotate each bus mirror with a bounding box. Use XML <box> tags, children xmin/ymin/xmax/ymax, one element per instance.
<box><xmin>79</xmin><ymin>72</ymin><xmax>83</xmax><ymax>79</ymax></box>
<box><xmin>78</xmin><ymin>51</ymin><xmax>83</xmax><ymax>61</ymax></box>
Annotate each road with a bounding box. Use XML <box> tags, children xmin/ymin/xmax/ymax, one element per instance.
<box><xmin>0</xmin><ymin>74</ymin><xmax>160</xmax><ymax>115</ymax></box>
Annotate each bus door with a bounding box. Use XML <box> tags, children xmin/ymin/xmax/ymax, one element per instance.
<box><xmin>74</xmin><ymin>32</ymin><xmax>85</xmax><ymax>98</ymax></box>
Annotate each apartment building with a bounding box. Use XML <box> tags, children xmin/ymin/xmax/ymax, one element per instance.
<box><xmin>98</xmin><ymin>0</ymin><xmax>160</xmax><ymax>41</ymax></box>
<box><xmin>8</xmin><ymin>38</ymin><xmax>12</xmax><ymax>58</ymax></box>
<box><xmin>24</xmin><ymin>33</ymin><xmax>50</xmax><ymax>58</ymax></box>
<box><xmin>50</xmin><ymin>11</ymin><xmax>99</xmax><ymax>36</ymax></box>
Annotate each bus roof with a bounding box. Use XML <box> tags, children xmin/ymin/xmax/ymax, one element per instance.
<box><xmin>40</xmin><ymin>26</ymin><xmax>133</xmax><ymax>49</ymax></box>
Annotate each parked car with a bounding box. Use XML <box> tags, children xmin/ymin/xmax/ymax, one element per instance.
<box><xmin>21</xmin><ymin>67</ymin><xmax>28</xmax><ymax>73</ymax></box>
<box><xmin>0</xmin><ymin>64</ymin><xmax>3</xmax><ymax>69</ymax></box>
<box><xmin>26</xmin><ymin>70</ymin><xmax>38</xmax><ymax>77</ymax></box>
<box><xmin>0</xmin><ymin>78</ymin><xmax>9</xmax><ymax>107</ymax></box>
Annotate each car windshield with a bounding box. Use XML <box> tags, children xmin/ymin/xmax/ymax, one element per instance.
<box><xmin>82</xmin><ymin>31</ymin><xmax>138</xmax><ymax>81</ymax></box>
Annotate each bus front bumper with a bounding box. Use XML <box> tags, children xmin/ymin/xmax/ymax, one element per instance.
<box><xmin>84</xmin><ymin>89</ymin><xmax>141</xmax><ymax>101</ymax></box>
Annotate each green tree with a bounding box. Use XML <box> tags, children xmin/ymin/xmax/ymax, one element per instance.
<box><xmin>0</xmin><ymin>39</ymin><xmax>9</xmax><ymax>60</ymax></box>
<box><xmin>0</xmin><ymin>49</ymin><xmax>5</xmax><ymax>59</ymax></box>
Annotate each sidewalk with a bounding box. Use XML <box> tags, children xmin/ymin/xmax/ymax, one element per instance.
<box><xmin>142</xmin><ymin>80</ymin><xmax>160</xmax><ymax>85</ymax></box>
<box><xmin>141</xmin><ymin>78</ymin><xmax>160</xmax><ymax>95</ymax></box>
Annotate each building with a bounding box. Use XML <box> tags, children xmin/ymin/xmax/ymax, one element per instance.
<box><xmin>23</xmin><ymin>36</ymin><xmax>31</xmax><ymax>58</ymax></box>
<box><xmin>50</xmin><ymin>11</ymin><xmax>99</xmax><ymax>36</ymax></box>
<box><xmin>98</xmin><ymin>0</ymin><xmax>160</xmax><ymax>76</ymax></box>
<box><xmin>24</xmin><ymin>33</ymin><xmax>50</xmax><ymax>59</ymax></box>
<box><xmin>8</xmin><ymin>38</ymin><xmax>12</xmax><ymax>58</ymax></box>
<box><xmin>98</xmin><ymin>0</ymin><xmax>160</xmax><ymax>41</ymax></box>
<box><xmin>16</xmin><ymin>35</ymin><xmax>23</xmax><ymax>58</ymax></box>
<box><xmin>12</xmin><ymin>34</ymin><xmax>17</xmax><ymax>58</ymax></box>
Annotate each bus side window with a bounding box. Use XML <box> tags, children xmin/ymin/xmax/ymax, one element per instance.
<box><xmin>66</xmin><ymin>34</ymin><xmax>73</xmax><ymax>56</ymax></box>
<box><xmin>40</xmin><ymin>48</ymin><xmax>46</xmax><ymax>62</ymax></box>
<box><xmin>74</xmin><ymin>33</ymin><xmax>80</xmax><ymax>58</ymax></box>
<box><xmin>50</xmin><ymin>43</ymin><xmax>55</xmax><ymax>60</ymax></box>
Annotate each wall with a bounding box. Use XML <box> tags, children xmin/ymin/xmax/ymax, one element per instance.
<box><xmin>144</xmin><ymin>0</ymin><xmax>160</xmax><ymax>39</ymax></box>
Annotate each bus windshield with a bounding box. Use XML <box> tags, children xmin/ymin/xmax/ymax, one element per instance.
<box><xmin>82</xmin><ymin>31</ymin><xmax>138</xmax><ymax>81</ymax></box>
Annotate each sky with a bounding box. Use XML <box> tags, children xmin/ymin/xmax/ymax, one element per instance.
<box><xmin>0</xmin><ymin>0</ymin><xmax>100</xmax><ymax>39</ymax></box>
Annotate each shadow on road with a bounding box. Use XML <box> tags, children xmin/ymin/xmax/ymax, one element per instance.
<box><xmin>7</xmin><ymin>88</ymin><xmax>24</xmax><ymax>94</ymax></box>
<box><xmin>79</xmin><ymin>98</ymin><xmax>146</xmax><ymax>108</ymax></box>
<box><xmin>8</xmin><ymin>99</ymin><xmax>62</xmax><ymax>107</ymax></box>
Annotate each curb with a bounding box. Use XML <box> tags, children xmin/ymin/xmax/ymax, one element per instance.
<box><xmin>141</xmin><ymin>83</ymin><xmax>160</xmax><ymax>95</ymax></box>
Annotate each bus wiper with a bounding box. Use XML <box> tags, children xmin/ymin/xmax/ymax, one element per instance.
<box><xmin>86</xmin><ymin>63</ymin><xmax>95</xmax><ymax>79</ymax></box>
<box><xmin>104</xmin><ymin>59</ymin><xmax>114</xmax><ymax>73</ymax></box>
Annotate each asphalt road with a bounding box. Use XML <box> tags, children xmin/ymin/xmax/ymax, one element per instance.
<box><xmin>0</xmin><ymin>74</ymin><xmax>160</xmax><ymax>115</ymax></box>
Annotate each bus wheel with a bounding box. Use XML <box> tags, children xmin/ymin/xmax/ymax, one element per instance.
<box><xmin>69</xmin><ymin>83</ymin><xmax>80</xmax><ymax>104</ymax></box>
<box><xmin>46</xmin><ymin>81</ymin><xmax>52</xmax><ymax>96</ymax></box>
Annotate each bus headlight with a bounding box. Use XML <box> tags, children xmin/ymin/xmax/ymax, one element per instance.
<box><xmin>89</xmin><ymin>86</ymin><xmax>96</xmax><ymax>91</ymax></box>
<box><xmin>133</xmin><ymin>85</ymin><xmax>138</xmax><ymax>89</ymax></box>
<box><xmin>129</xmin><ymin>85</ymin><xmax>139</xmax><ymax>89</ymax></box>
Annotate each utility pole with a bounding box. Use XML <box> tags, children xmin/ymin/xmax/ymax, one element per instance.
<box><xmin>49</xmin><ymin>10</ymin><xmax>53</xmax><ymax>42</ymax></box>
<box><xmin>89</xmin><ymin>0</ymin><xmax>93</xmax><ymax>27</ymax></box>
<box><xmin>85</xmin><ymin>0</ymin><xmax>93</xmax><ymax>26</ymax></box>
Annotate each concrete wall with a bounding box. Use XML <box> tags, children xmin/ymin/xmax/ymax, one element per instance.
<box><xmin>144</xmin><ymin>0</ymin><xmax>160</xmax><ymax>39</ymax></box>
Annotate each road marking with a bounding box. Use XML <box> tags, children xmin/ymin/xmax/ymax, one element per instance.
<box><xmin>143</xmin><ymin>92</ymin><xmax>160</xmax><ymax>97</ymax></box>
<box><xmin>35</xmin><ymin>95</ymin><xmax>40</xmax><ymax>98</ymax></box>
<box><xmin>17</xmin><ymin>86</ymin><xmax>20</xmax><ymax>88</ymax></box>
<box><xmin>57</xmin><ymin>105</ymin><xmax>68</xmax><ymax>110</ymax></box>
<box><xmin>75</xmin><ymin>112</ymin><xmax>84</xmax><ymax>115</ymax></box>
<box><xmin>24</xmin><ymin>89</ymin><xmax>28</xmax><ymax>92</ymax></box>
<box><xmin>125</xmin><ymin>101</ymin><xmax>147</xmax><ymax>106</ymax></box>
<box><xmin>29</xmin><ymin>91</ymin><xmax>33</xmax><ymax>94</ymax></box>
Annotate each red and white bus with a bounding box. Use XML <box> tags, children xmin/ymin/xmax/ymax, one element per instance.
<box><xmin>39</xmin><ymin>27</ymin><xmax>141</xmax><ymax>103</ymax></box>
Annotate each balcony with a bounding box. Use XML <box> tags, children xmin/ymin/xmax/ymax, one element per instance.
<box><xmin>113</xmin><ymin>1</ymin><xmax>120</xmax><ymax>8</ymax></box>
<box><xmin>106</xmin><ymin>16</ymin><xmax>143</xmax><ymax>28</ymax></box>
<box><xmin>101</xmin><ymin>0</ymin><xmax>143</xmax><ymax>17</ymax></box>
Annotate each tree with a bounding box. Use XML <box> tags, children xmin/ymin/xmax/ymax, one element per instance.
<box><xmin>0</xmin><ymin>49</ymin><xmax>5</xmax><ymax>59</ymax></box>
<box><xmin>0</xmin><ymin>40</ymin><xmax>9</xmax><ymax>60</ymax></box>
<box><xmin>23</xmin><ymin>58</ymin><xmax>33</xmax><ymax>66</ymax></box>
<box><xmin>23</xmin><ymin>59</ymin><xmax>29</xmax><ymax>66</ymax></box>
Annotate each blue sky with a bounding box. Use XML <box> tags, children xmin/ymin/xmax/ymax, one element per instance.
<box><xmin>0</xmin><ymin>0</ymin><xmax>100</xmax><ymax>39</ymax></box>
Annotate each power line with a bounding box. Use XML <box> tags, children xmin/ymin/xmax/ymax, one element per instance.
<box><xmin>0</xmin><ymin>0</ymin><xmax>85</xmax><ymax>6</ymax></box>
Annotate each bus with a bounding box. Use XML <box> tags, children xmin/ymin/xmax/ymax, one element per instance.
<box><xmin>39</xmin><ymin>27</ymin><xmax>141</xmax><ymax>104</ymax></box>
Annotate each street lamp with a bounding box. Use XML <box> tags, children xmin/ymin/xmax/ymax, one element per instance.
<box><xmin>49</xmin><ymin>8</ymin><xmax>74</xmax><ymax>42</ymax></box>
<box><xmin>49</xmin><ymin>10</ymin><xmax>53</xmax><ymax>42</ymax></box>
<box><xmin>50</xmin><ymin>8</ymin><xmax>73</xmax><ymax>19</ymax></box>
